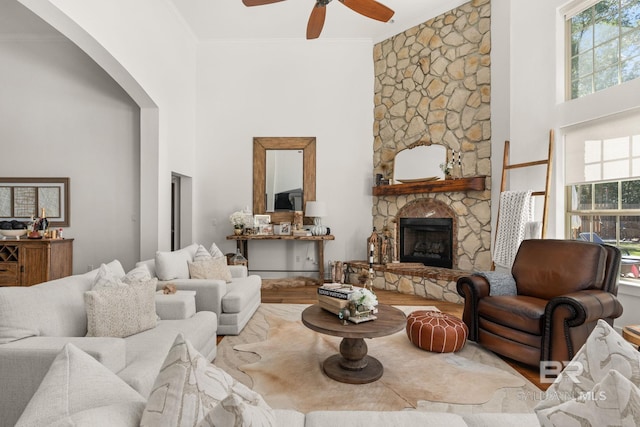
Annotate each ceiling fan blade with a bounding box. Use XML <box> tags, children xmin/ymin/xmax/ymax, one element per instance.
<box><xmin>339</xmin><ymin>0</ymin><xmax>394</xmax><ymax>22</ymax></box>
<box><xmin>242</xmin><ymin>0</ymin><xmax>286</xmax><ymax>6</ymax></box>
<box><xmin>306</xmin><ymin>3</ymin><xmax>327</xmax><ymax>39</ymax></box>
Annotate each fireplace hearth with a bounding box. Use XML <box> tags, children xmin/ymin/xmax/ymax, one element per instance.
<box><xmin>399</xmin><ymin>217</ymin><xmax>453</xmax><ymax>269</ymax></box>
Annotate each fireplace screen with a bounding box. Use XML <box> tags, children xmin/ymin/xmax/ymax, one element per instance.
<box><xmin>399</xmin><ymin>217</ymin><xmax>453</xmax><ymax>268</ymax></box>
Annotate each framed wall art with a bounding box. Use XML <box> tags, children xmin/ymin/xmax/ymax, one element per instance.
<box><xmin>0</xmin><ymin>178</ymin><xmax>70</xmax><ymax>227</ymax></box>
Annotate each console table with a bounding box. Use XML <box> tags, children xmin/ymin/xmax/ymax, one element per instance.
<box><xmin>226</xmin><ymin>234</ymin><xmax>334</xmax><ymax>283</ymax></box>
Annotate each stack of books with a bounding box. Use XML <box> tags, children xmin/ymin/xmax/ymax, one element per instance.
<box><xmin>317</xmin><ymin>284</ymin><xmax>357</xmax><ymax>315</ymax></box>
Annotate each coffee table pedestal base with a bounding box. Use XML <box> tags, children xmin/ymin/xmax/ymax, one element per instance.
<box><xmin>322</xmin><ymin>337</ymin><xmax>383</xmax><ymax>384</ymax></box>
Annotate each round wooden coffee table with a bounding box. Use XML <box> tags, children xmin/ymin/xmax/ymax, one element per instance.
<box><xmin>301</xmin><ymin>304</ymin><xmax>407</xmax><ymax>384</ymax></box>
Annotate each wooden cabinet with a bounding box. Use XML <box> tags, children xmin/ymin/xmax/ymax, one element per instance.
<box><xmin>0</xmin><ymin>239</ymin><xmax>74</xmax><ymax>287</ymax></box>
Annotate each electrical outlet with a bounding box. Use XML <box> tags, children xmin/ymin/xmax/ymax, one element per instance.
<box><xmin>295</xmin><ymin>255</ymin><xmax>300</xmax><ymax>262</ymax></box>
<box><xmin>212</xmin><ymin>218</ymin><xmax>218</xmax><ymax>227</ymax></box>
<box><xmin>87</xmin><ymin>265</ymin><xmax>94</xmax><ymax>272</ymax></box>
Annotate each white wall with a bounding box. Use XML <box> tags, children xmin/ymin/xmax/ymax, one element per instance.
<box><xmin>493</xmin><ymin>0</ymin><xmax>640</xmax><ymax>326</ymax></box>
<box><xmin>0</xmin><ymin>37</ymin><xmax>140</xmax><ymax>272</ymax></box>
<box><xmin>195</xmin><ymin>40</ymin><xmax>375</xmax><ymax>278</ymax></box>
<box><xmin>21</xmin><ymin>0</ymin><xmax>199</xmax><ymax>258</ymax></box>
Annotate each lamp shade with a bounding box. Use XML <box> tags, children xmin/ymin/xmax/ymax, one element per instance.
<box><xmin>305</xmin><ymin>201</ymin><xmax>327</xmax><ymax>217</ymax></box>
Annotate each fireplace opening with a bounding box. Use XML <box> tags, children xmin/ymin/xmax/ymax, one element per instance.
<box><xmin>399</xmin><ymin>217</ymin><xmax>453</xmax><ymax>268</ymax></box>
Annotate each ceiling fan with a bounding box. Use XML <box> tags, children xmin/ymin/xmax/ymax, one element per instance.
<box><xmin>242</xmin><ymin>0</ymin><xmax>395</xmax><ymax>39</ymax></box>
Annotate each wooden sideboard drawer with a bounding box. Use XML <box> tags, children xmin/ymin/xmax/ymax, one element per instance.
<box><xmin>0</xmin><ymin>262</ymin><xmax>19</xmax><ymax>286</ymax></box>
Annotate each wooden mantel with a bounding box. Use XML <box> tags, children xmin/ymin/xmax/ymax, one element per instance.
<box><xmin>372</xmin><ymin>176</ymin><xmax>486</xmax><ymax>196</ymax></box>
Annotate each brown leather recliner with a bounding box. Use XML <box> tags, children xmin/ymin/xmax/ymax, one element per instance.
<box><xmin>456</xmin><ymin>239</ymin><xmax>623</xmax><ymax>368</ymax></box>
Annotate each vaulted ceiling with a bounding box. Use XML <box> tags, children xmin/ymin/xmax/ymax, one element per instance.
<box><xmin>168</xmin><ymin>0</ymin><xmax>468</xmax><ymax>42</ymax></box>
<box><xmin>0</xmin><ymin>0</ymin><xmax>468</xmax><ymax>43</ymax></box>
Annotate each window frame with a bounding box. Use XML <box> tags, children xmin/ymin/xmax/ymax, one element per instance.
<box><xmin>565</xmin><ymin>0</ymin><xmax>640</xmax><ymax>100</ymax></box>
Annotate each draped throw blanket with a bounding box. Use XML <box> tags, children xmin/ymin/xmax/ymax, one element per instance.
<box><xmin>493</xmin><ymin>190</ymin><xmax>533</xmax><ymax>269</ymax></box>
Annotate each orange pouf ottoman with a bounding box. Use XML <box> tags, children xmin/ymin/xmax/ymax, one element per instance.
<box><xmin>406</xmin><ymin>310</ymin><xmax>468</xmax><ymax>353</ymax></box>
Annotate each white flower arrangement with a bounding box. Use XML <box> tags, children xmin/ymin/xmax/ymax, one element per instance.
<box><xmin>440</xmin><ymin>159</ymin><xmax>454</xmax><ymax>176</ymax></box>
<box><xmin>349</xmin><ymin>288</ymin><xmax>378</xmax><ymax>311</ymax></box>
<box><xmin>229</xmin><ymin>211</ymin><xmax>247</xmax><ymax>228</ymax></box>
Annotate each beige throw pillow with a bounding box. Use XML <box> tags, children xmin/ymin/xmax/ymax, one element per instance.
<box><xmin>15</xmin><ymin>343</ymin><xmax>145</xmax><ymax>427</ymax></box>
<box><xmin>84</xmin><ymin>280</ymin><xmax>157</xmax><ymax>338</ymax></box>
<box><xmin>188</xmin><ymin>257</ymin><xmax>232</xmax><ymax>283</ymax></box>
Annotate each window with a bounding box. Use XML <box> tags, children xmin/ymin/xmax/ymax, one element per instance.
<box><xmin>565</xmin><ymin>110</ymin><xmax>640</xmax><ymax>282</ymax></box>
<box><xmin>567</xmin><ymin>0</ymin><xmax>640</xmax><ymax>99</ymax></box>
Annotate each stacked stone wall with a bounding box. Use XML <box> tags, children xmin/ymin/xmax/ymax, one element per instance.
<box><xmin>370</xmin><ymin>0</ymin><xmax>492</xmax><ymax>299</ymax></box>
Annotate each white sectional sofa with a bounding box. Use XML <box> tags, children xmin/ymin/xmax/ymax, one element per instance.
<box><xmin>0</xmin><ymin>260</ymin><xmax>218</xmax><ymax>427</ymax></box>
<box><xmin>136</xmin><ymin>243</ymin><xmax>262</xmax><ymax>335</ymax></box>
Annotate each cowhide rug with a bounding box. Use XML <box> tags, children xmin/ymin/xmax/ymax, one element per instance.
<box><xmin>214</xmin><ymin>304</ymin><xmax>540</xmax><ymax>414</ymax></box>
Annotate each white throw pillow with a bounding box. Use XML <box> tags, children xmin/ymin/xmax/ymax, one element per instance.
<box><xmin>155</xmin><ymin>244</ymin><xmax>199</xmax><ymax>280</ymax></box>
<box><xmin>122</xmin><ymin>265</ymin><xmax>153</xmax><ymax>285</ymax></box>
<box><xmin>194</xmin><ymin>244</ymin><xmax>213</xmax><ymax>261</ymax></box>
<box><xmin>15</xmin><ymin>343</ymin><xmax>145</xmax><ymax>427</ymax></box>
<box><xmin>207</xmin><ymin>381</ymin><xmax>277</xmax><ymax>427</ymax></box>
<box><xmin>92</xmin><ymin>263</ymin><xmax>126</xmax><ymax>289</ymax></box>
<box><xmin>140</xmin><ymin>334</ymin><xmax>275</xmax><ymax>427</ymax></box>
<box><xmin>536</xmin><ymin>370</ymin><xmax>640</xmax><ymax>426</ymax></box>
<box><xmin>84</xmin><ymin>280</ymin><xmax>157</xmax><ymax>338</ymax></box>
<box><xmin>188</xmin><ymin>257</ymin><xmax>233</xmax><ymax>282</ymax></box>
<box><xmin>535</xmin><ymin>319</ymin><xmax>640</xmax><ymax>425</ymax></box>
<box><xmin>209</xmin><ymin>242</ymin><xmax>225</xmax><ymax>259</ymax></box>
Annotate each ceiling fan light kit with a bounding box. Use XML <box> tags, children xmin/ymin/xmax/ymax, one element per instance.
<box><xmin>242</xmin><ymin>0</ymin><xmax>394</xmax><ymax>39</ymax></box>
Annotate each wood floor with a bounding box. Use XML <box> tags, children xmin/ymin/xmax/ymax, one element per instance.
<box><xmin>260</xmin><ymin>284</ymin><xmax>548</xmax><ymax>390</ymax></box>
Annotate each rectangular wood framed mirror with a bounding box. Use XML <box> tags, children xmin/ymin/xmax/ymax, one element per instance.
<box><xmin>253</xmin><ymin>137</ymin><xmax>316</xmax><ymax>225</ymax></box>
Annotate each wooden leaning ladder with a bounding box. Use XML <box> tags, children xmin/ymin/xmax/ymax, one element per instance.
<box><xmin>496</xmin><ymin>129</ymin><xmax>555</xmax><ymax>241</ymax></box>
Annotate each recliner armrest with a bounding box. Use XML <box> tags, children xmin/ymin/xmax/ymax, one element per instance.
<box><xmin>546</xmin><ymin>289</ymin><xmax>623</xmax><ymax>327</ymax></box>
<box><xmin>544</xmin><ymin>289</ymin><xmax>623</xmax><ymax>362</ymax></box>
<box><xmin>456</xmin><ymin>275</ymin><xmax>491</xmax><ymax>341</ymax></box>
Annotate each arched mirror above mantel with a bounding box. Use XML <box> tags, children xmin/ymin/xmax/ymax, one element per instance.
<box><xmin>392</xmin><ymin>143</ymin><xmax>448</xmax><ymax>183</ymax></box>
<box><xmin>253</xmin><ymin>137</ymin><xmax>316</xmax><ymax>224</ymax></box>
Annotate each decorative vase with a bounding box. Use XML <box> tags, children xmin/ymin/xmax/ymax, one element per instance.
<box><xmin>230</xmin><ymin>248</ymin><xmax>248</xmax><ymax>266</ymax></box>
<box><xmin>233</xmin><ymin>227</ymin><xmax>243</xmax><ymax>236</ymax></box>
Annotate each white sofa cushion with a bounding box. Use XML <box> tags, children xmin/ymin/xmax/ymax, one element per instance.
<box><xmin>305</xmin><ymin>411</ymin><xmax>468</xmax><ymax>427</ymax></box>
<box><xmin>222</xmin><ymin>277</ymin><xmax>261</xmax><ymax>313</ymax></box>
<box><xmin>140</xmin><ymin>333</ymin><xmax>274</xmax><ymax>427</ymax></box>
<box><xmin>155</xmin><ymin>243</ymin><xmax>199</xmax><ymax>280</ymax></box>
<box><xmin>15</xmin><ymin>343</ymin><xmax>145</xmax><ymax>427</ymax></box>
<box><xmin>0</xmin><ymin>271</ymin><xmax>95</xmax><ymax>343</ymax></box>
<box><xmin>85</xmin><ymin>280</ymin><xmax>157</xmax><ymax>338</ymax></box>
<box><xmin>117</xmin><ymin>312</ymin><xmax>218</xmax><ymax>399</ymax></box>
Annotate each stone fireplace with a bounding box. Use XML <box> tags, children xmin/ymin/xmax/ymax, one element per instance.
<box><xmin>350</xmin><ymin>0</ymin><xmax>493</xmax><ymax>303</ymax></box>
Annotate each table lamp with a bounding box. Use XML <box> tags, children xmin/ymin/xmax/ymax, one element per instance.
<box><xmin>305</xmin><ymin>201</ymin><xmax>327</xmax><ymax>236</ymax></box>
